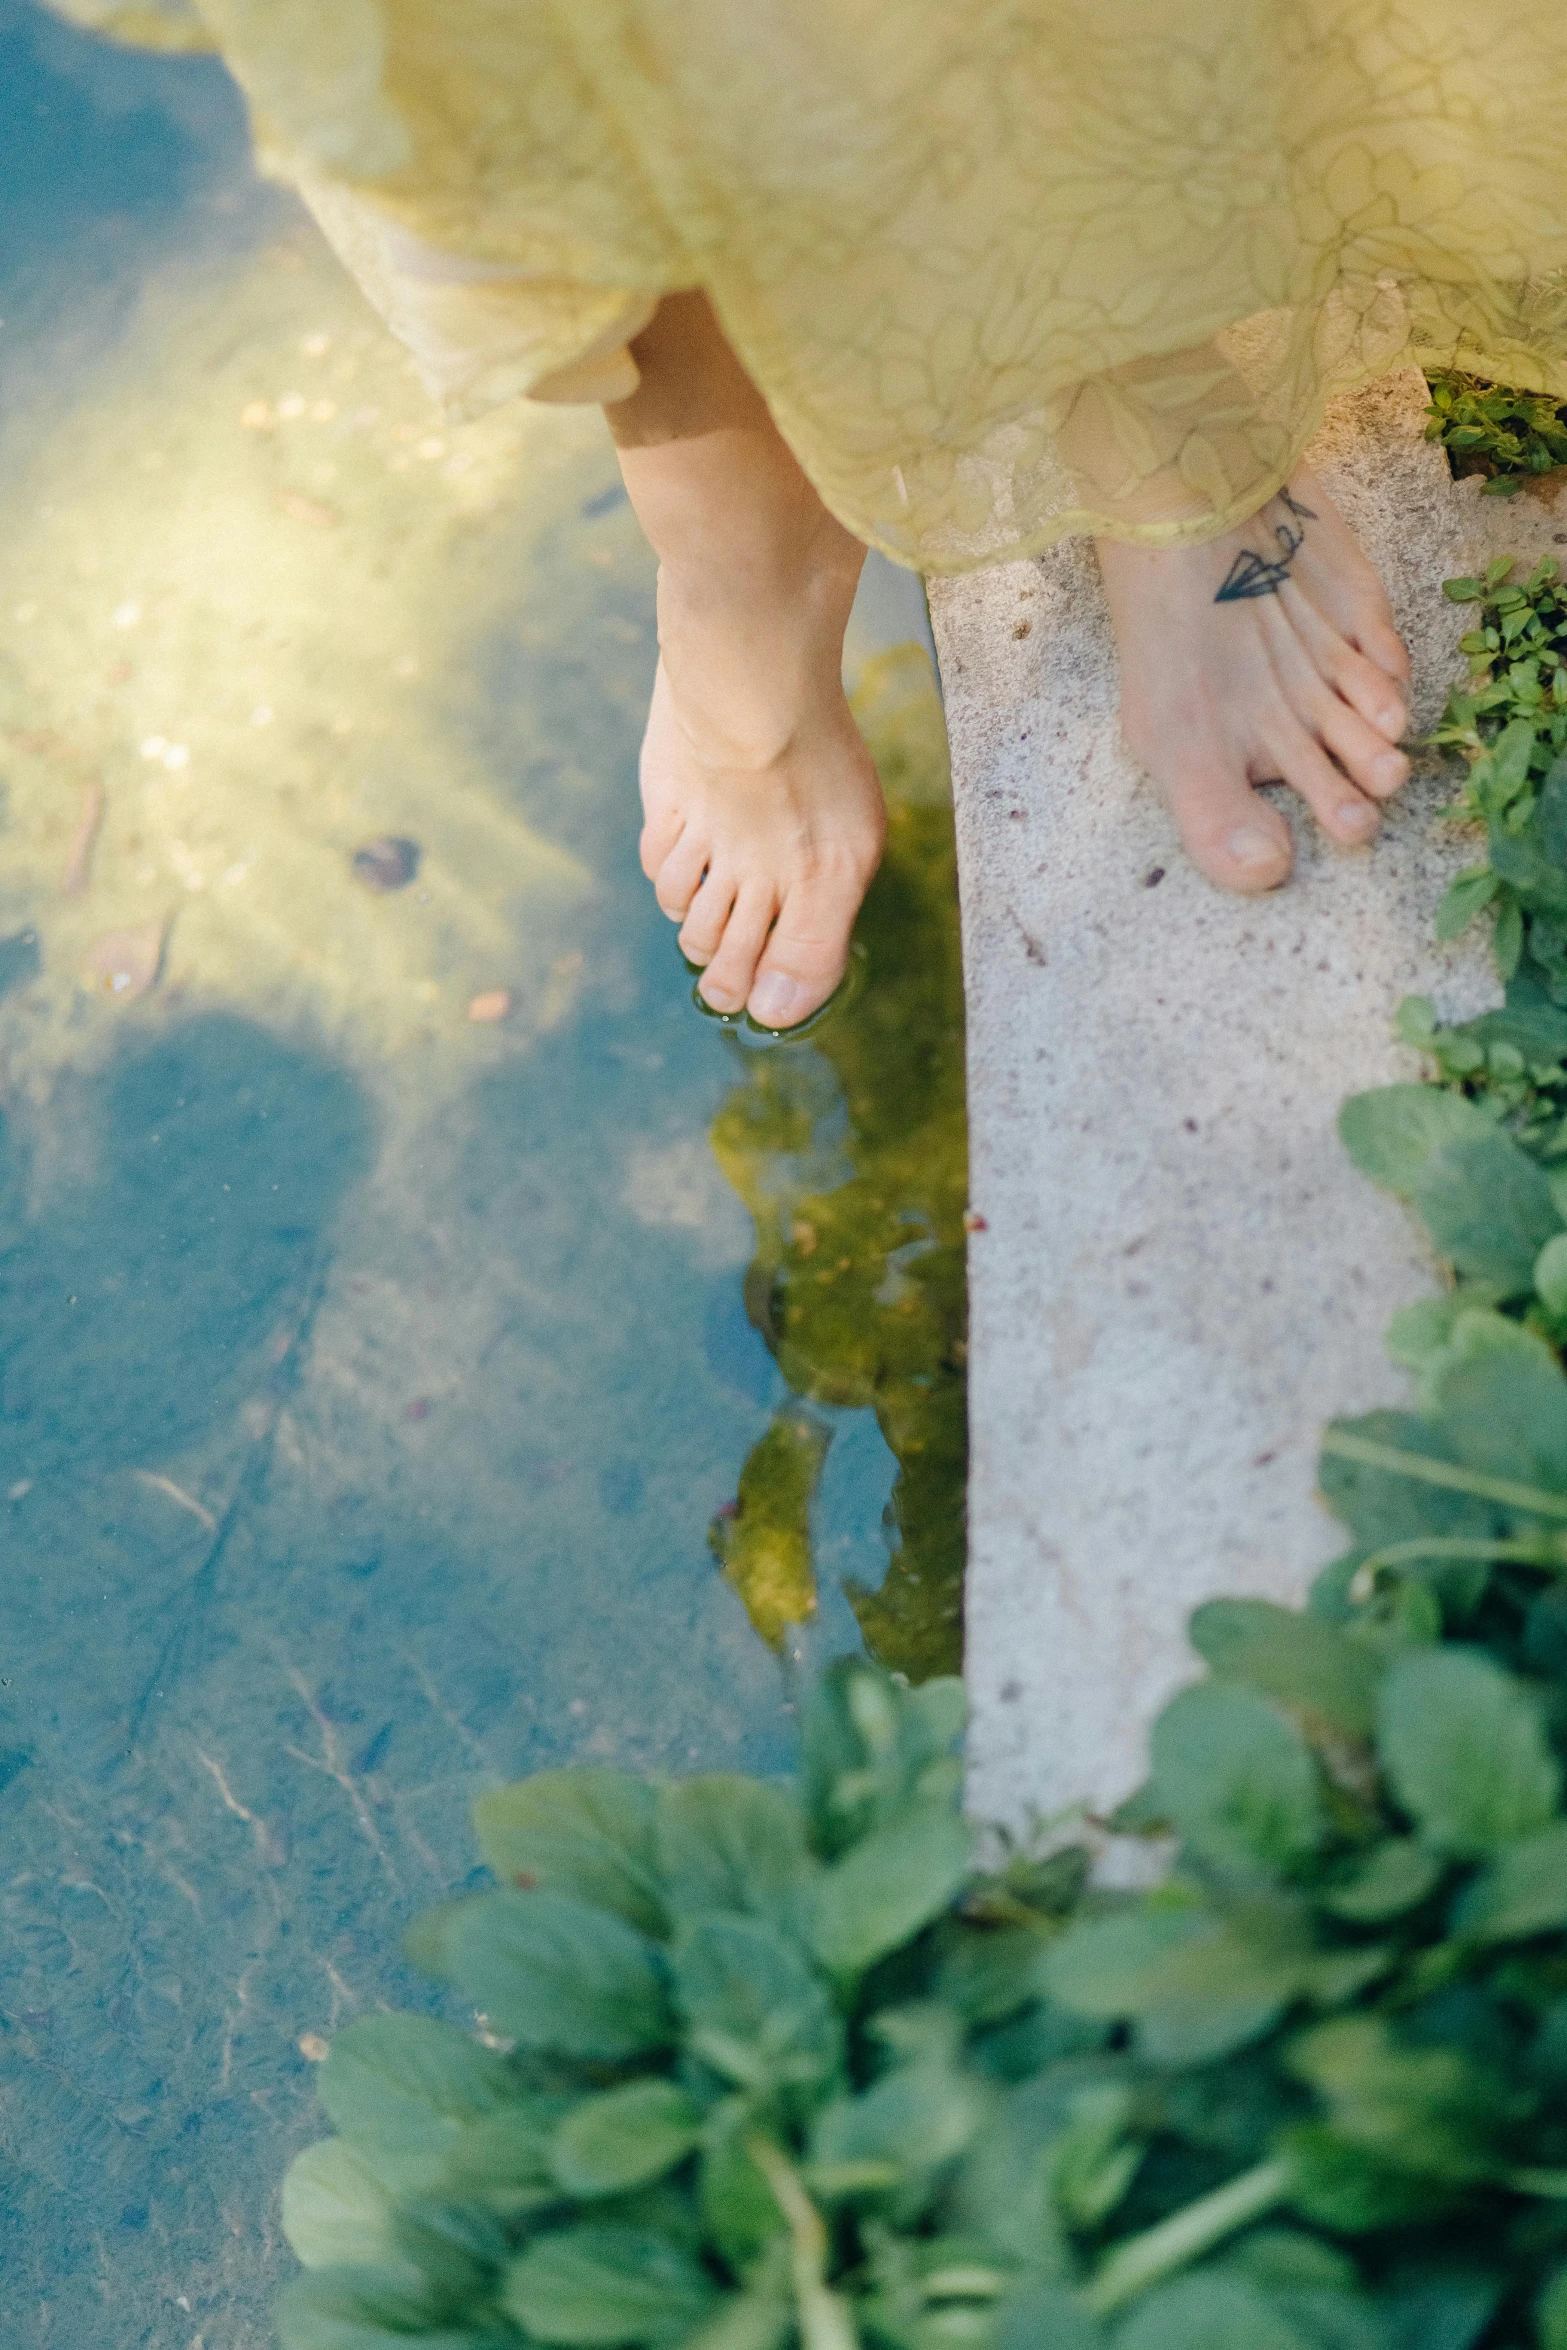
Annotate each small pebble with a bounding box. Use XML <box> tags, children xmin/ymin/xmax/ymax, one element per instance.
<box><xmin>351</xmin><ymin>836</ymin><xmax>420</xmax><ymax>892</ymax></box>
<box><xmin>468</xmin><ymin>988</ymin><xmax>512</xmax><ymax>1023</ymax></box>
<box><xmin>405</xmin><ymin>1396</ymin><xmax>431</xmax><ymax>1422</ymax></box>
<box><xmin>297</xmin><ymin>2033</ymin><xmax>330</xmax><ymax>2063</ymax></box>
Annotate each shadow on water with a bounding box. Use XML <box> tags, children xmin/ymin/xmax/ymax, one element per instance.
<box><xmin>0</xmin><ymin>3</ymin><xmax>967</xmax><ymax>2340</ymax></box>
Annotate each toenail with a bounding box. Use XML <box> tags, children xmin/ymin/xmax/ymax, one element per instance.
<box><xmin>1338</xmin><ymin>799</ymin><xmax>1377</xmax><ymax>833</ymax></box>
<box><xmin>1226</xmin><ymin>825</ymin><xmax>1282</xmax><ymax>869</ymax></box>
<box><xmin>1373</xmin><ymin>750</ymin><xmax>1406</xmax><ymax>786</ymax></box>
<box><xmin>750</xmin><ymin>972</ymin><xmax>808</xmax><ymax>1027</ymax></box>
<box><xmin>1378</xmin><ymin>708</ymin><xmax>1404</xmax><ymax>735</ymax></box>
<box><xmin>699</xmin><ymin>982</ymin><xmax>742</xmax><ymax>1013</ymax></box>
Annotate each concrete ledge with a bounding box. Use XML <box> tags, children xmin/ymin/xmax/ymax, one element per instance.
<box><xmin>932</xmin><ymin>370</ymin><xmax>1565</xmax><ymax>1826</ymax></box>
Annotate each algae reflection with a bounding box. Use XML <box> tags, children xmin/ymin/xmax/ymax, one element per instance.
<box><xmin>707</xmin><ymin>647</ymin><xmax>968</xmax><ymax>1681</ymax></box>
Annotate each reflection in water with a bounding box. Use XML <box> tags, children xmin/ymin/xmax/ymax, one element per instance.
<box><xmin>0</xmin><ymin>5</ymin><xmax>965</xmax><ymax>2338</ymax></box>
<box><xmin>710</xmin><ymin>652</ymin><xmax>968</xmax><ymax>1680</ymax></box>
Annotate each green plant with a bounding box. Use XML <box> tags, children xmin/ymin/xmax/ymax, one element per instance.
<box><xmin>280</xmin><ymin>1567</ymin><xmax>1567</xmax><ymax>2350</ymax></box>
<box><xmin>1425</xmin><ymin>374</ymin><xmax>1567</xmax><ymax>496</ymax></box>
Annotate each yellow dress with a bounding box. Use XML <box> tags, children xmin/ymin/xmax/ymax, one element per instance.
<box><xmin>53</xmin><ymin>0</ymin><xmax>1567</xmax><ymax>572</ymax></box>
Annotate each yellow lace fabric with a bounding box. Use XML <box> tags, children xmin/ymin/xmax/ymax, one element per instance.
<box><xmin>53</xmin><ymin>0</ymin><xmax>1567</xmax><ymax>572</ymax></box>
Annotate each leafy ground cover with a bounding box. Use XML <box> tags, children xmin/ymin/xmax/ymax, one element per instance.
<box><xmin>1426</xmin><ymin>375</ymin><xmax>1567</xmax><ymax>498</ymax></box>
<box><xmin>277</xmin><ymin>1582</ymin><xmax>1567</xmax><ymax>2350</ymax></box>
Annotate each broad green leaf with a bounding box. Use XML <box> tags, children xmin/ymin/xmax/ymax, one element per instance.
<box><xmin>1426</xmin><ymin>1334</ymin><xmax>1567</xmax><ymax>1502</ymax></box>
<box><xmin>316</xmin><ymin>2015</ymin><xmax>516</xmax><ymax>2197</ymax></box>
<box><xmin>699</xmin><ymin>2125</ymin><xmax>789</xmax><ymax>2270</ymax></box>
<box><xmin>1338</xmin><ymin>1087</ymin><xmax>1493</xmax><ymax>1197</ymax></box>
<box><xmin>1282</xmin><ymin>2123</ymin><xmax>1444</xmax><ymax>2232</ymax></box>
<box><xmin>1537</xmin><ymin>1232</ymin><xmax>1567</xmax><ymax>1315</ymax></box>
<box><xmin>1377</xmin><ymin>2269</ymin><xmax>1504</xmax><ymax>2350</ymax></box>
<box><xmin>1113</xmin><ymin>2272</ymin><xmax>1311</xmax><ymax>2350</ymax></box>
<box><xmin>678</xmin><ymin>2294</ymin><xmax>794</xmax><ymax>2350</ymax></box>
<box><xmin>1148</xmin><ymin>1684</ymin><xmax>1324</xmax><ymax>1878</ymax></box>
<box><xmin>1317</xmin><ymin>1408</ymin><xmax>1498</xmax><ymax>1553</ymax></box>
<box><xmin>654</xmin><ymin>1777</ymin><xmax>816</xmax><ymax>1937</ymax></box>
<box><xmin>1452</xmin><ymin>1819</ymin><xmax>1567</xmax><ymax>1942</ymax></box>
<box><xmin>550</xmin><ymin>2082</ymin><xmax>702</xmax><ymax>2198</ymax></box>
<box><xmin>502</xmin><ymin>2223</ymin><xmax>719</xmax><ymax>2347</ymax></box>
<box><xmin>1043</xmin><ymin>1908</ymin><xmax>1215</xmax><ymax>2018</ymax></box>
<box><xmin>809</xmin><ymin>2052</ymin><xmax>990</xmax><ymax>2184</ymax></box>
<box><xmin>1412</xmin><ymin>1130</ymin><xmax>1560</xmax><ymax>1291</ymax></box>
<box><xmin>801</xmin><ymin>1659</ymin><xmax>964</xmax><ymax>1859</ymax></box>
<box><xmin>1416</xmin><ymin>1306</ymin><xmax>1560</xmax><ymax>1417</ymax></box>
<box><xmin>391</xmin><ymin>2202</ymin><xmax>509</xmax><ymax>2304</ymax></box>
<box><xmin>1288</xmin><ymin>2015</ymin><xmax>1509</xmax><ymax>2184</ymax></box>
<box><xmin>1434</xmin><ymin>868</ymin><xmax>1500</xmax><ymax>942</ymax></box>
<box><xmin>671</xmin><ymin>1913</ymin><xmax>841</xmax><ymax>2088</ymax></box>
<box><xmin>1186</xmin><ymin>1600</ymin><xmax>1382</xmax><ymax>1737</ymax></box>
<box><xmin>810</xmin><ymin>1801</ymin><xmax>972</xmax><ymax>1976</ymax></box>
<box><xmin>1540</xmin><ymin>2265</ymin><xmax>1567</xmax><ymax>2350</ymax></box>
<box><xmin>934</xmin><ymin>1918</ymin><xmax>1054</xmax><ymax>2025</ymax></box>
<box><xmin>279</xmin><ymin>2266</ymin><xmax>511</xmax><ymax>2350</ymax></box>
<box><xmin>1323</xmin><ymin>1838</ymin><xmax>1443</xmax><ymax>1923</ymax></box>
<box><xmin>995</xmin><ymin>2281</ymin><xmax>1104</xmax><ymax>2350</ymax></box>
<box><xmin>471</xmin><ymin>1770</ymin><xmax>665</xmax><ymax>1937</ymax></box>
<box><xmin>1045</xmin><ymin>1905</ymin><xmax>1310</xmax><ymax>2059</ymax></box>
<box><xmin>281</xmin><ymin>2140</ymin><xmax>399</xmax><ymax>2271</ymax></box>
<box><xmin>1378</xmin><ymin>1648</ymin><xmax>1561</xmax><ymax>1855</ymax></box>
<box><xmin>440</xmin><ymin>2099</ymin><xmax>573</xmax><ymax>2212</ymax></box>
<box><xmin>446</xmin><ymin>1889</ymin><xmax>673</xmax><ymax>2060</ymax></box>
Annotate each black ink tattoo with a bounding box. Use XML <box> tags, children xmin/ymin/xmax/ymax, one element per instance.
<box><xmin>1214</xmin><ymin>488</ymin><xmax>1318</xmax><ymax>603</ymax></box>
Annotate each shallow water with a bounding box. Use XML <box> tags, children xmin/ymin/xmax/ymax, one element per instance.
<box><xmin>0</xmin><ymin>7</ymin><xmax>964</xmax><ymax>2339</ymax></box>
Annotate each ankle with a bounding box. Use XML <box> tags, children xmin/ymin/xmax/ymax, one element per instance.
<box><xmin>654</xmin><ymin>556</ymin><xmax>858</xmax><ymax>773</ymax></box>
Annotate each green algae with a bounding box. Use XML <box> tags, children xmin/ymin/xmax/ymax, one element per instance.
<box><xmin>708</xmin><ymin>648</ymin><xmax>968</xmax><ymax>1681</ymax></box>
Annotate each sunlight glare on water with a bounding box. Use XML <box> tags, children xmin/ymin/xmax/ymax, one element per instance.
<box><xmin>0</xmin><ymin>4</ymin><xmax>966</xmax><ymax>2338</ymax></box>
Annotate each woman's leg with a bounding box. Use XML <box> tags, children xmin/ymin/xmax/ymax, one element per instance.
<box><xmin>1096</xmin><ymin>468</ymin><xmax>1414</xmax><ymax>892</ymax></box>
<box><xmin>606</xmin><ymin>291</ymin><xmax>885</xmax><ymax>1027</ymax></box>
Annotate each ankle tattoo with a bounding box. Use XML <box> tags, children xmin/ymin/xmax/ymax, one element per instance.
<box><xmin>1213</xmin><ymin>487</ymin><xmax>1318</xmax><ymax>603</ymax></box>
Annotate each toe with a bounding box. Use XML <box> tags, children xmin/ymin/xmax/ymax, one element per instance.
<box><xmin>1262</xmin><ymin>718</ymin><xmax>1381</xmax><ymax>849</ymax></box>
<box><xmin>747</xmin><ymin>873</ymin><xmax>860</xmax><ymax>1028</ymax></box>
<box><xmin>1304</xmin><ymin>683</ymin><xmax>1410</xmax><ymax>802</ymax></box>
<box><xmin>1350</xmin><ymin>610</ymin><xmax>1412</xmax><ymax>691</ymax></box>
<box><xmin>1155</xmin><ymin>743</ymin><xmax>1294</xmax><ymax>894</ymax></box>
<box><xmin>640</xmin><ymin>808</ymin><xmax>684</xmax><ymax>882</ymax></box>
<box><xmin>696</xmin><ymin>885</ymin><xmax>776</xmax><ymax>1014</ymax></box>
<box><xmin>653</xmin><ymin>830</ymin><xmax>711</xmax><ymax>921</ymax></box>
<box><xmin>677</xmin><ymin>868</ymin><xmax>738</xmax><ymax>966</ymax></box>
<box><xmin>1285</xmin><ymin>597</ymin><xmax>1410</xmax><ymax>740</ymax></box>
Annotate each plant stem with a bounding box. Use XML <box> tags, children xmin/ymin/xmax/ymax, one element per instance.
<box><xmin>746</xmin><ymin>2134</ymin><xmax>861</xmax><ymax>2350</ymax></box>
<box><xmin>1351</xmin><ymin>1536</ymin><xmax>1562</xmax><ymax>1595</ymax></box>
<box><xmin>1320</xmin><ymin>1430</ymin><xmax>1567</xmax><ymax>1527</ymax></box>
<box><xmin>1080</xmin><ymin>2159</ymin><xmax>1292</xmax><ymax>2319</ymax></box>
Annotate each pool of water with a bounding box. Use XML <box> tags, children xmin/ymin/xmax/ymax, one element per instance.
<box><xmin>0</xmin><ymin>7</ymin><xmax>966</xmax><ymax>2341</ymax></box>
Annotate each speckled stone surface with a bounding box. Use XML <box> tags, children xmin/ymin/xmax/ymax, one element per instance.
<box><xmin>932</xmin><ymin>369</ymin><xmax>1567</xmax><ymax>1827</ymax></box>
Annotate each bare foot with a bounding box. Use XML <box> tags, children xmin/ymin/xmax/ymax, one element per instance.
<box><xmin>1096</xmin><ymin>465</ymin><xmax>1413</xmax><ymax>893</ymax></box>
<box><xmin>638</xmin><ymin>644</ymin><xmax>886</xmax><ymax>1030</ymax></box>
